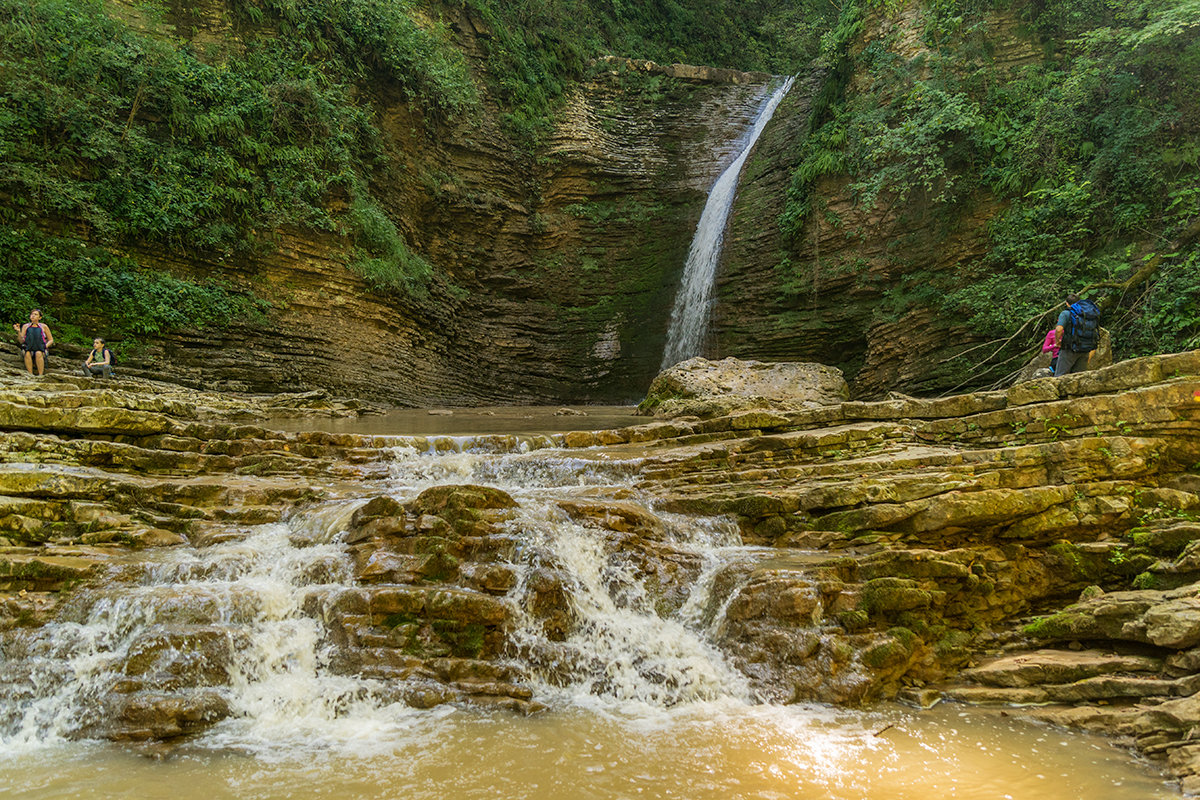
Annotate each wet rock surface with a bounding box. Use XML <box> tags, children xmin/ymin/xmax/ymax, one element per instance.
<box><xmin>1</xmin><ymin>351</ymin><xmax>1199</xmax><ymax>788</ymax></box>
<box><xmin>638</xmin><ymin>356</ymin><xmax>850</xmax><ymax>418</ymax></box>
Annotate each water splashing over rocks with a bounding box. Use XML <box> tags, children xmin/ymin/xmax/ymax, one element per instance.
<box><xmin>0</xmin><ymin>357</ymin><xmax>1197</xmax><ymax>795</ymax></box>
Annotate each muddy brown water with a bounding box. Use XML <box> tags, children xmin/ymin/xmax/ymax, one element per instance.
<box><xmin>0</xmin><ymin>409</ymin><xmax>1179</xmax><ymax>799</ymax></box>
<box><xmin>265</xmin><ymin>405</ymin><xmax>641</xmax><ymax>437</ymax></box>
<box><xmin>0</xmin><ymin>703</ymin><xmax>1175</xmax><ymax>799</ymax></box>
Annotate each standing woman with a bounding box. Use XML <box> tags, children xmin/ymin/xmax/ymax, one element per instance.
<box><xmin>13</xmin><ymin>308</ymin><xmax>53</xmax><ymax>375</ymax></box>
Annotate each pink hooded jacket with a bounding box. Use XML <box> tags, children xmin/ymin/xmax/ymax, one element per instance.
<box><xmin>1042</xmin><ymin>329</ymin><xmax>1060</xmax><ymax>358</ymax></box>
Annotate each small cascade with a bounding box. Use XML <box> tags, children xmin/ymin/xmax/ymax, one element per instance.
<box><xmin>504</xmin><ymin>497</ymin><xmax>751</xmax><ymax>707</ymax></box>
<box><xmin>0</xmin><ymin>442</ymin><xmax>782</xmax><ymax>751</ymax></box>
<box><xmin>661</xmin><ymin>77</ymin><xmax>796</xmax><ymax>369</ymax></box>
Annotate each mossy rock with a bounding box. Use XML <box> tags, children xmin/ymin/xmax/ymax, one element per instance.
<box><xmin>409</xmin><ymin>485</ymin><xmax>517</xmax><ymax>519</ymax></box>
<box><xmin>1023</xmin><ymin>611</ymin><xmax>1091</xmax><ymax>640</ymax></box>
<box><xmin>431</xmin><ymin>620</ymin><xmax>488</xmax><ymax>658</ymax></box>
<box><xmin>860</xmin><ymin>627</ymin><xmax>919</xmax><ymax>670</ymax></box>
<box><xmin>838</xmin><ymin>609</ymin><xmax>870</xmax><ymax>631</ymax></box>
<box><xmin>352</xmin><ymin>496</ymin><xmax>405</xmax><ymax>525</ymax></box>
<box><xmin>1128</xmin><ymin>523</ymin><xmax>1200</xmax><ymax>556</ymax></box>
<box><xmin>859</xmin><ymin>577</ymin><xmax>934</xmax><ymax>615</ymax></box>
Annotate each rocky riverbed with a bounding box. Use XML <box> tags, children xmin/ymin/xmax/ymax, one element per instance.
<box><xmin>1</xmin><ymin>353</ymin><xmax>1199</xmax><ymax>788</ymax></box>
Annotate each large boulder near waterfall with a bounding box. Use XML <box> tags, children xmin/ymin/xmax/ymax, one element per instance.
<box><xmin>637</xmin><ymin>357</ymin><xmax>850</xmax><ymax>418</ymax></box>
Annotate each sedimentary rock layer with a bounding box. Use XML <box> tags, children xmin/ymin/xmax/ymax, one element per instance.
<box><xmin>1</xmin><ymin>350</ymin><xmax>1198</xmax><ymax>788</ymax></box>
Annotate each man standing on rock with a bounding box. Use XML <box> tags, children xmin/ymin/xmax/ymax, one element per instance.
<box><xmin>1054</xmin><ymin>293</ymin><xmax>1100</xmax><ymax>377</ymax></box>
<box><xmin>13</xmin><ymin>308</ymin><xmax>53</xmax><ymax>376</ymax></box>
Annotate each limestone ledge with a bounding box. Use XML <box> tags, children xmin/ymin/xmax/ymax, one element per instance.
<box><xmin>1</xmin><ymin>350</ymin><xmax>1199</xmax><ymax>784</ymax></box>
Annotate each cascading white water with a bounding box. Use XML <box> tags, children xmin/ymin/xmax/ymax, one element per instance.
<box><xmin>661</xmin><ymin>77</ymin><xmax>796</xmax><ymax>369</ymax></box>
<box><xmin>385</xmin><ymin>441</ymin><xmax>754</xmax><ymax>709</ymax></box>
<box><xmin>0</xmin><ymin>437</ymin><xmax>760</xmax><ymax>752</ymax></box>
<box><xmin>0</xmin><ymin>435</ymin><xmax>1178</xmax><ymax>799</ymax></box>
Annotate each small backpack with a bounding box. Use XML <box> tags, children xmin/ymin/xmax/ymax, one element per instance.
<box><xmin>1065</xmin><ymin>299</ymin><xmax>1101</xmax><ymax>352</ymax></box>
<box><xmin>106</xmin><ymin>348</ymin><xmax>117</xmax><ymax>367</ymax></box>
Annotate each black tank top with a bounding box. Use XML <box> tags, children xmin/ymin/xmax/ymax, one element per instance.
<box><xmin>24</xmin><ymin>324</ymin><xmax>46</xmax><ymax>351</ymax></box>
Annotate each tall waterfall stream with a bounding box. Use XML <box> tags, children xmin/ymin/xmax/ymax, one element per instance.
<box><xmin>0</xmin><ymin>429</ymin><xmax>1177</xmax><ymax>799</ymax></box>
<box><xmin>661</xmin><ymin>77</ymin><xmax>795</xmax><ymax>369</ymax></box>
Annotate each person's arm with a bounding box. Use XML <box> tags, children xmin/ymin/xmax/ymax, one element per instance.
<box><xmin>14</xmin><ymin>323</ymin><xmax>26</xmax><ymax>344</ymax></box>
<box><xmin>1054</xmin><ymin>324</ymin><xmax>1064</xmax><ymax>346</ymax></box>
<box><xmin>100</xmin><ymin>349</ymin><xmax>110</xmax><ymax>366</ymax></box>
<box><xmin>85</xmin><ymin>350</ymin><xmax>94</xmax><ymax>367</ymax></box>
<box><xmin>42</xmin><ymin>325</ymin><xmax>52</xmax><ymax>348</ymax></box>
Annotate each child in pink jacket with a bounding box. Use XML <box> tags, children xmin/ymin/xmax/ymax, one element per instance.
<box><xmin>1042</xmin><ymin>328</ymin><xmax>1059</xmax><ymax>370</ymax></box>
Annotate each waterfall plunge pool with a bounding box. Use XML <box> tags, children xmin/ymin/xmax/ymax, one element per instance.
<box><xmin>0</xmin><ymin>702</ymin><xmax>1175</xmax><ymax>800</ymax></box>
<box><xmin>263</xmin><ymin>405</ymin><xmax>640</xmax><ymax>437</ymax></box>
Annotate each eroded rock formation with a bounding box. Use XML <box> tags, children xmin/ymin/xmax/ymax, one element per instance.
<box><xmin>1</xmin><ymin>350</ymin><xmax>1199</xmax><ymax>788</ymax></box>
<box><xmin>78</xmin><ymin>0</ymin><xmax>789</xmax><ymax>405</ymax></box>
<box><xmin>637</xmin><ymin>355</ymin><xmax>849</xmax><ymax>417</ymax></box>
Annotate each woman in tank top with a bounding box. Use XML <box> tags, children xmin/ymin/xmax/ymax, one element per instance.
<box><xmin>13</xmin><ymin>308</ymin><xmax>54</xmax><ymax>375</ymax></box>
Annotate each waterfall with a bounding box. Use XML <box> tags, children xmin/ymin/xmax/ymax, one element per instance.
<box><xmin>661</xmin><ymin>77</ymin><xmax>796</xmax><ymax>369</ymax></box>
<box><xmin>0</xmin><ymin>437</ymin><xmax>768</xmax><ymax>751</ymax></box>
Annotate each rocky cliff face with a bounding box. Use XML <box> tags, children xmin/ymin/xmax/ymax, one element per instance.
<box><xmin>90</xmin><ymin>0</ymin><xmax>785</xmax><ymax>405</ymax></box>
<box><xmin>713</xmin><ymin>7</ymin><xmax>1042</xmax><ymax>397</ymax></box>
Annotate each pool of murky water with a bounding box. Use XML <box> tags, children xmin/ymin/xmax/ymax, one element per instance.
<box><xmin>0</xmin><ymin>702</ymin><xmax>1175</xmax><ymax>800</ymax></box>
<box><xmin>265</xmin><ymin>405</ymin><xmax>639</xmax><ymax>436</ymax></box>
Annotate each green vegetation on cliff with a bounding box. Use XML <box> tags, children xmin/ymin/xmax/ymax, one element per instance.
<box><xmin>0</xmin><ymin>0</ymin><xmax>467</xmax><ymax>337</ymax></box>
<box><xmin>782</xmin><ymin>0</ymin><xmax>1200</xmax><ymax>381</ymax></box>
<box><xmin>0</xmin><ymin>227</ymin><xmax>265</xmax><ymax>345</ymax></box>
<box><xmin>453</xmin><ymin>0</ymin><xmax>838</xmax><ymax>142</ymax></box>
<box><xmin>0</xmin><ymin>0</ymin><xmax>840</xmax><ymax>345</ymax></box>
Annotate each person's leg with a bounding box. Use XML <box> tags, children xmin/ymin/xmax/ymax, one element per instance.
<box><xmin>34</xmin><ymin>350</ymin><xmax>45</xmax><ymax>375</ymax></box>
<box><xmin>1067</xmin><ymin>350</ymin><xmax>1092</xmax><ymax>375</ymax></box>
<box><xmin>22</xmin><ymin>350</ymin><xmax>33</xmax><ymax>374</ymax></box>
<box><xmin>1054</xmin><ymin>348</ymin><xmax>1080</xmax><ymax>376</ymax></box>
<box><xmin>100</xmin><ymin>365</ymin><xmax>112</xmax><ymax>378</ymax></box>
<box><xmin>82</xmin><ymin>362</ymin><xmax>93</xmax><ymax>376</ymax></box>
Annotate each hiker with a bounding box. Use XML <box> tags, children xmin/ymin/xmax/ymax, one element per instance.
<box><xmin>1054</xmin><ymin>293</ymin><xmax>1101</xmax><ymax>377</ymax></box>
<box><xmin>81</xmin><ymin>338</ymin><xmax>114</xmax><ymax>379</ymax></box>
<box><xmin>12</xmin><ymin>308</ymin><xmax>53</xmax><ymax>376</ymax></box>
<box><xmin>1041</xmin><ymin>327</ymin><xmax>1060</xmax><ymax>371</ymax></box>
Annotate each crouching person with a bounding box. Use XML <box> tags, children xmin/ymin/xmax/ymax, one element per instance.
<box><xmin>82</xmin><ymin>338</ymin><xmax>114</xmax><ymax>378</ymax></box>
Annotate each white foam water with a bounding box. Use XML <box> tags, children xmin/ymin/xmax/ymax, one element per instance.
<box><xmin>0</xmin><ymin>445</ymin><xmax>1178</xmax><ymax>799</ymax></box>
<box><xmin>662</xmin><ymin>77</ymin><xmax>796</xmax><ymax>368</ymax></box>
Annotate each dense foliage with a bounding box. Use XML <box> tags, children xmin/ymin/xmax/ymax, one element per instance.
<box><xmin>0</xmin><ymin>0</ymin><xmax>464</xmax><ymax>339</ymax></box>
<box><xmin>782</xmin><ymin>0</ymin><xmax>1200</xmax><ymax>374</ymax></box>
<box><xmin>450</xmin><ymin>0</ymin><xmax>840</xmax><ymax>143</ymax></box>
<box><xmin>0</xmin><ymin>0</ymin><xmax>838</xmax><ymax>342</ymax></box>
<box><xmin>0</xmin><ymin>227</ymin><xmax>265</xmax><ymax>348</ymax></box>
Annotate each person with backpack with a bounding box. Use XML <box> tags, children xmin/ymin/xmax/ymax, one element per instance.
<box><xmin>81</xmin><ymin>337</ymin><xmax>114</xmax><ymax>379</ymax></box>
<box><xmin>1054</xmin><ymin>293</ymin><xmax>1101</xmax><ymax>376</ymax></box>
<box><xmin>12</xmin><ymin>308</ymin><xmax>53</xmax><ymax>376</ymax></box>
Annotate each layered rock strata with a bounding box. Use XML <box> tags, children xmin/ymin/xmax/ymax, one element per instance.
<box><xmin>68</xmin><ymin>0</ymin><xmax>788</xmax><ymax>405</ymax></box>
<box><xmin>713</xmin><ymin>6</ymin><xmax>1047</xmax><ymax>397</ymax></box>
<box><xmin>0</xmin><ymin>350</ymin><xmax>1198</xmax><ymax>789</ymax></box>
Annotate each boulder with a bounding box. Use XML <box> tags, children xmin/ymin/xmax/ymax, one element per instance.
<box><xmin>638</xmin><ymin>357</ymin><xmax>849</xmax><ymax>418</ymax></box>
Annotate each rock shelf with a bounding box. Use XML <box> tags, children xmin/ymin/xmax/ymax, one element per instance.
<box><xmin>1</xmin><ymin>352</ymin><xmax>1199</xmax><ymax>787</ymax></box>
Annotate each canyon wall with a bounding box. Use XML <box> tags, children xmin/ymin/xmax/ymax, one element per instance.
<box><xmin>90</xmin><ymin>1</ymin><xmax>783</xmax><ymax>405</ymax></box>
<box><xmin>714</xmin><ymin>8</ymin><xmax>1043</xmax><ymax>397</ymax></box>
<box><xmin>32</xmin><ymin>0</ymin><xmax>1189</xmax><ymax>405</ymax></box>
